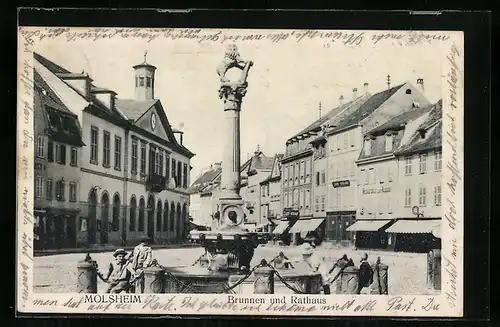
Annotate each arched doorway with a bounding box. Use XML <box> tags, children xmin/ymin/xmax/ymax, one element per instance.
<box><xmin>176</xmin><ymin>203</ymin><xmax>182</xmax><ymax>241</ymax></box>
<box><xmin>163</xmin><ymin>201</ymin><xmax>169</xmax><ymax>233</ymax></box>
<box><xmin>100</xmin><ymin>192</ymin><xmax>109</xmax><ymax>244</ymax></box>
<box><xmin>156</xmin><ymin>200</ymin><xmax>162</xmax><ymax>233</ymax></box>
<box><xmin>170</xmin><ymin>202</ymin><xmax>175</xmax><ymax>238</ymax></box>
<box><xmin>182</xmin><ymin>204</ymin><xmax>188</xmax><ymax>240</ymax></box>
<box><xmin>147</xmin><ymin>195</ymin><xmax>155</xmax><ymax>241</ymax></box>
<box><xmin>88</xmin><ymin>189</ymin><xmax>97</xmax><ymax>244</ymax></box>
<box><xmin>129</xmin><ymin>196</ymin><xmax>137</xmax><ymax>232</ymax></box>
<box><xmin>138</xmin><ymin>198</ymin><xmax>145</xmax><ymax>232</ymax></box>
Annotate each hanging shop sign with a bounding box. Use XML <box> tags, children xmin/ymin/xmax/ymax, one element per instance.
<box><xmin>332</xmin><ymin>180</ymin><xmax>350</xmax><ymax>188</ymax></box>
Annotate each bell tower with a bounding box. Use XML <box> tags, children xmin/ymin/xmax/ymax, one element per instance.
<box><xmin>133</xmin><ymin>52</ymin><xmax>157</xmax><ymax>101</ymax></box>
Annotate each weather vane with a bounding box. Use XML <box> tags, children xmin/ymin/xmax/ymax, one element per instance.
<box><xmin>144</xmin><ymin>51</ymin><xmax>148</xmax><ymax>63</ymax></box>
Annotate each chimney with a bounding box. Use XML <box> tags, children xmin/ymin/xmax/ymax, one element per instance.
<box><xmin>363</xmin><ymin>82</ymin><xmax>369</xmax><ymax>95</ymax></box>
<box><xmin>339</xmin><ymin>95</ymin><xmax>344</xmax><ymax>105</ymax></box>
<box><xmin>58</xmin><ymin>73</ymin><xmax>93</xmax><ymax>101</ymax></box>
<box><xmin>352</xmin><ymin>88</ymin><xmax>358</xmax><ymax>100</ymax></box>
<box><xmin>417</xmin><ymin>78</ymin><xmax>425</xmax><ymax>94</ymax></box>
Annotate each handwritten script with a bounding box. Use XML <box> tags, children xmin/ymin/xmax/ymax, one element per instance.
<box><xmin>25</xmin><ymin>294</ymin><xmax>452</xmax><ymax>316</ymax></box>
<box><xmin>19</xmin><ymin>28</ymin><xmax>451</xmax><ymax>48</ymax></box>
<box><xmin>443</xmin><ymin>43</ymin><xmax>463</xmax><ymax>310</ymax></box>
<box><xmin>18</xmin><ymin>26</ymin><xmax>36</xmax><ymax>310</ymax></box>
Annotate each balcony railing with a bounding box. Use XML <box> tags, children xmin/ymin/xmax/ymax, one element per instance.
<box><xmin>146</xmin><ymin>173</ymin><xmax>167</xmax><ymax>193</ymax></box>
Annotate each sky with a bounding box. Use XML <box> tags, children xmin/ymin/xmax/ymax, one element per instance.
<box><xmin>36</xmin><ymin>30</ymin><xmax>448</xmax><ymax>181</ymax></box>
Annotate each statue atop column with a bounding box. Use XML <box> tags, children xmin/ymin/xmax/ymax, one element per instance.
<box><xmin>217</xmin><ymin>44</ymin><xmax>254</xmax><ymax>110</ymax></box>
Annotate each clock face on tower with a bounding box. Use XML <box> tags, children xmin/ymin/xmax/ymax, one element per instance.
<box><xmin>151</xmin><ymin>112</ymin><xmax>157</xmax><ymax>130</ymax></box>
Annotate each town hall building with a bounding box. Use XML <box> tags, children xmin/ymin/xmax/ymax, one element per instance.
<box><xmin>34</xmin><ymin>52</ymin><xmax>195</xmax><ymax>247</ymax></box>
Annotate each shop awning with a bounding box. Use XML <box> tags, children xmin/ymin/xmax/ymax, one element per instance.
<box><xmin>190</xmin><ymin>220</ymin><xmax>211</xmax><ymax>229</ymax></box>
<box><xmin>386</xmin><ymin>219</ymin><xmax>441</xmax><ymax>236</ymax></box>
<box><xmin>268</xmin><ymin>219</ymin><xmax>280</xmax><ymax>226</ymax></box>
<box><xmin>289</xmin><ymin>218</ymin><xmax>324</xmax><ymax>233</ymax></box>
<box><xmin>272</xmin><ymin>221</ymin><xmax>290</xmax><ymax>234</ymax></box>
<box><xmin>346</xmin><ymin>219</ymin><xmax>392</xmax><ymax>232</ymax></box>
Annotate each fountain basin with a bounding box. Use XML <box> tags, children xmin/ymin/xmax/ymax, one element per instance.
<box><xmin>228</xmin><ymin>269</ymin><xmax>323</xmax><ymax>294</ymax></box>
<box><xmin>164</xmin><ymin>266</ymin><xmax>233</xmax><ymax>294</ymax></box>
<box><xmin>164</xmin><ymin>265</ymin><xmax>322</xmax><ymax>294</ymax></box>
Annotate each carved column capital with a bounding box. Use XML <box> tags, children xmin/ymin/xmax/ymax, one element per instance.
<box><xmin>218</xmin><ymin>84</ymin><xmax>249</xmax><ymax>111</ymax></box>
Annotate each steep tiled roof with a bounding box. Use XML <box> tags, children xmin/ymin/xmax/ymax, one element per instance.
<box><xmin>417</xmin><ymin>100</ymin><xmax>442</xmax><ymax>130</ymax></box>
<box><xmin>199</xmin><ymin>182</ymin><xmax>219</xmax><ymax>196</ymax></box>
<box><xmin>203</xmin><ymin>156</ymin><xmax>254</xmax><ymax>188</ymax></box>
<box><xmin>289</xmin><ymin>100</ymin><xmax>356</xmax><ymax>140</ymax></box>
<box><xmin>115</xmin><ymin>99</ymin><xmax>158</xmax><ymax>121</ymax></box>
<box><xmin>249</xmin><ymin>155</ymin><xmax>275</xmax><ymax>171</ymax></box>
<box><xmin>368</xmin><ymin>105</ymin><xmax>433</xmax><ymax>136</ymax></box>
<box><xmin>34</xmin><ymin>71</ymin><xmax>84</xmax><ymax>146</ymax></box>
<box><xmin>260</xmin><ymin>153</ymin><xmax>284</xmax><ymax>184</ymax></box>
<box><xmin>34</xmin><ymin>52</ymin><xmax>194</xmax><ymax>158</ymax></box>
<box><xmin>394</xmin><ymin>101</ymin><xmax>443</xmax><ymax>155</ymax></box>
<box><xmin>34</xmin><ymin>70</ymin><xmax>74</xmax><ymax>115</ymax></box>
<box><xmin>34</xmin><ymin>53</ymin><xmax>71</xmax><ymax>74</ymax></box>
<box><xmin>330</xmin><ymin>84</ymin><xmax>405</xmax><ymax>133</ymax></box>
<box><xmin>34</xmin><ymin>53</ymin><xmax>121</xmax><ymax>117</ymax></box>
<box><xmin>358</xmin><ymin>100</ymin><xmax>442</xmax><ymax>160</ymax></box>
<box><xmin>397</xmin><ymin>120</ymin><xmax>442</xmax><ymax>155</ymax></box>
<box><xmin>188</xmin><ymin>166</ymin><xmax>222</xmax><ymax>194</ymax></box>
<box><xmin>358</xmin><ymin>131</ymin><xmax>404</xmax><ymax>160</ymax></box>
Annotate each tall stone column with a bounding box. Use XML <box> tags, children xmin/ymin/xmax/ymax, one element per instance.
<box><xmin>220</xmin><ymin>97</ymin><xmax>242</xmax><ymax>197</ymax></box>
<box><xmin>216</xmin><ymin>44</ymin><xmax>253</xmax><ymax>228</ymax></box>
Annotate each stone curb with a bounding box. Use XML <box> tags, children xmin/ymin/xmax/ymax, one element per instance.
<box><xmin>34</xmin><ymin>243</ymin><xmax>201</xmax><ymax>257</ymax></box>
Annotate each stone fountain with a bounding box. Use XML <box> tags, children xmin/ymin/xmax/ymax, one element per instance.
<box><xmin>163</xmin><ymin>45</ymin><xmax>321</xmax><ymax>294</ymax></box>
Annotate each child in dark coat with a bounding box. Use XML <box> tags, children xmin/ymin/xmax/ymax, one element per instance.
<box><xmin>357</xmin><ymin>253</ymin><xmax>374</xmax><ymax>294</ymax></box>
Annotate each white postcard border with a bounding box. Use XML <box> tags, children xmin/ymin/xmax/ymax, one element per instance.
<box><xmin>17</xmin><ymin>27</ymin><xmax>464</xmax><ymax>317</ymax></box>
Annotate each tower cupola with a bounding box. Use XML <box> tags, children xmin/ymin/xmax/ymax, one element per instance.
<box><xmin>133</xmin><ymin>52</ymin><xmax>157</xmax><ymax>101</ymax></box>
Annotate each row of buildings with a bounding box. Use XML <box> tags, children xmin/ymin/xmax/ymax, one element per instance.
<box><xmin>189</xmin><ymin>80</ymin><xmax>443</xmax><ymax>252</ymax></box>
<box><xmin>33</xmin><ymin>53</ymin><xmax>194</xmax><ymax>249</ymax></box>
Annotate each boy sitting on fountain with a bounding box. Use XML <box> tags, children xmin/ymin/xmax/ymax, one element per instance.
<box><xmin>104</xmin><ymin>249</ymin><xmax>132</xmax><ymax>294</ymax></box>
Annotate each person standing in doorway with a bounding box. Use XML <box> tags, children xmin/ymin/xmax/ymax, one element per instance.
<box><xmin>129</xmin><ymin>235</ymin><xmax>154</xmax><ymax>293</ymax></box>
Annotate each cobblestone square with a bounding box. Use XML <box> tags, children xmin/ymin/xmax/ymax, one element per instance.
<box><xmin>34</xmin><ymin>245</ymin><xmax>433</xmax><ymax>295</ymax></box>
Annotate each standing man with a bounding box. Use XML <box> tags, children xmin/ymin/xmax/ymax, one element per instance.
<box><xmin>129</xmin><ymin>235</ymin><xmax>154</xmax><ymax>293</ymax></box>
<box><xmin>105</xmin><ymin>249</ymin><xmax>132</xmax><ymax>294</ymax></box>
<box><xmin>357</xmin><ymin>253</ymin><xmax>374</xmax><ymax>294</ymax></box>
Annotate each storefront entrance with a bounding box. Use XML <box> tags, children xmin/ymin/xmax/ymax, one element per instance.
<box><xmin>35</xmin><ymin>212</ymin><xmax>78</xmax><ymax>249</ymax></box>
<box><xmin>325</xmin><ymin>212</ymin><xmax>356</xmax><ymax>245</ymax></box>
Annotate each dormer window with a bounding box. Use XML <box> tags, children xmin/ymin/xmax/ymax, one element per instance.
<box><xmin>385</xmin><ymin>132</ymin><xmax>394</xmax><ymax>152</ymax></box>
<box><xmin>412</xmin><ymin>101</ymin><xmax>420</xmax><ymax>108</ymax></box>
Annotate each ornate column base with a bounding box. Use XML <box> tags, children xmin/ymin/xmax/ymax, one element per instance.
<box><xmin>218</xmin><ymin>197</ymin><xmax>245</xmax><ymax>227</ymax></box>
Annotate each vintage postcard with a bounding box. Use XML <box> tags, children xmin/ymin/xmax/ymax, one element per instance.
<box><xmin>17</xmin><ymin>26</ymin><xmax>464</xmax><ymax>317</ymax></box>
